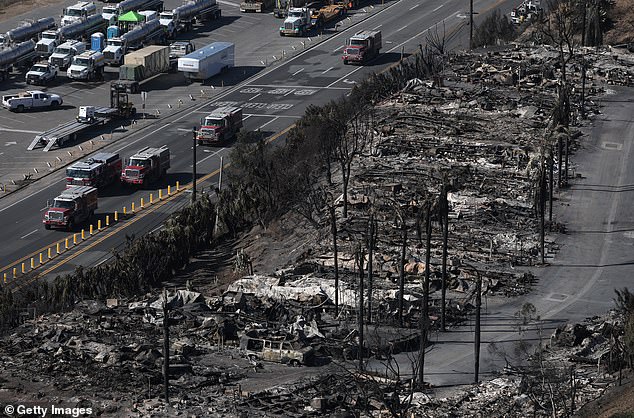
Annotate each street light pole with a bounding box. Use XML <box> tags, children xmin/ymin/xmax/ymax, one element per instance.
<box><xmin>192</xmin><ymin>126</ymin><xmax>197</xmax><ymax>203</ymax></box>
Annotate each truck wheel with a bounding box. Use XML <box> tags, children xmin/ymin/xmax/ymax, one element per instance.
<box><xmin>16</xmin><ymin>105</ymin><xmax>24</xmax><ymax>113</ymax></box>
<box><xmin>343</xmin><ymin>60</ymin><xmax>348</xmax><ymax>65</ymax></box>
<box><xmin>289</xmin><ymin>359</ymin><xmax>300</xmax><ymax>367</ymax></box>
<box><xmin>279</xmin><ymin>32</ymin><xmax>284</xmax><ymax>37</ymax></box>
<box><xmin>67</xmin><ymin>219</ymin><xmax>74</xmax><ymax>231</ymax></box>
<box><xmin>44</xmin><ymin>224</ymin><xmax>51</xmax><ymax>230</ymax></box>
<box><xmin>50</xmin><ymin>100</ymin><xmax>59</xmax><ymax>107</ymax></box>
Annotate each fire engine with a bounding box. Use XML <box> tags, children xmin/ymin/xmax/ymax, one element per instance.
<box><xmin>196</xmin><ymin>106</ymin><xmax>243</xmax><ymax>145</ymax></box>
<box><xmin>121</xmin><ymin>146</ymin><xmax>170</xmax><ymax>186</ymax></box>
<box><xmin>65</xmin><ymin>152</ymin><xmax>122</xmax><ymax>188</ymax></box>
<box><xmin>43</xmin><ymin>186</ymin><xmax>98</xmax><ymax>230</ymax></box>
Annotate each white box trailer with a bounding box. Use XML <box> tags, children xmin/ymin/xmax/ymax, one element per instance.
<box><xmin>177</xmin><ymin>41</ymin><xmax>234</xmax><ymax>81</ymax></box>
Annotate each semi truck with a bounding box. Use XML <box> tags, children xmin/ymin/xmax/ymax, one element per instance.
<box><xmin>67</xmin><ymin>50</ymin><xmax>105</xmax><ymax>80</ymax></box>
<box><xmin>279</xmin><ymin>8</ymin><xmax>310</xmax><ymax>36</ymax></box>
<box><xmin>196</xmin><ymin>106</ymin><xmax>243</xmax><ymax>145</ymax></box>
<box><xmin>102</xmin><ymin>0</ymin><xmax>164</xmax><ymax>22</ymax></box>
<box><xmin>0</xmin><ymin>40</ymin><xmax>38</xmax><ymax>81</ymax></box>
<box><xmin>61</xmin><ymin>2</ymin><xmax>98</xmax><ymax>27</ymax></box>
<box><xmin>240</xmin><ymin>0</ymin><xmax>274</xmax><ymax>13</ymax></box>
<box><xmin>0</xmin><ymin>18</ymin><xmax>56</xmax><ymax>47</ymax></box>
<box><xmin>178</xmin><ymin>41</ymin><xmax>233</xmax><ymax>81</ymax></box>
<box><xmin>159</xmin><ymin>0</ymin><xmax>221</xmax><ymax>38</ymax></box>
<box><xmin>103</xmin><ymin>19</ymin><xmax>166</xmax><ymax>65</ymax></box>
<box><xmin>48</xmin><ymin>39</ymin><xmax>86</xmax><ymax>70</ymax></box>
<box><xmin>116</xmin><ymin>45</ymin><xmax>169</xmax><ymax>92</ymax></box>
<box><xmin>26</xmin><ymin>61</ymin><xmax>58</xmax><ymax>85</ymax></box>
<box><xmin>121</xmin><ymin>146</ymin><xmax>170</xmax><ymax>186</ymax></box>
<box><xmin>2</xmin><ymin>90</ymin><xmax>63</xmax><ymax>112</ymax></box>
<box><xmin>43</xmin><ymin>186</ymin><xmax>98</xmax><ymax>230</ymax></box>
<box><xmin>168</xmin><ymin>40</ymin><xmax>194</xmax><ymax>70</ymax></box>
<box><xmin>36</xmin><ymin>15</ymin><xmax>107</xmax><ymax>57</ymax></box>
<box><xmin>66</xmin><ymin>152</ymin><xmax>122</xmax><ymax>188</ymax></box>
<box><xmin>342</xmin><ymin>30</ymin><xmax>381</xmax><ymax>64</ymax></box>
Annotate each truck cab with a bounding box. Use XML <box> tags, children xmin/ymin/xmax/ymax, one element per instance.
<box><xmin>103</xmin><ymin>37</ymin><xmax>126</xmax><ymax>65</ymax></box>
<box><xmin>342</xmin><ymin>30</ymin><xmax>382</xmax><ymax>65</ymax></box>
<box><xmin>36</xmin><ymin>31</ymin><xmax>60</xmax><ymax>57</ymax></box>
<box><xmin>26</xmin><ymin>62</ymin><xmax>57</xmax><ymax>85</ymax></box>
<box><xmin>67</xmin><ymin>50</ymin><xmax>105</xmax><ymax>80</ymax></box>
<box><xmin>49</xmin><ymin>40</ymin><xmax>86</xmax><ymax>70</ymax></box>
<box><xmin>43</xmin><ymin>186</ymin><xmax>98</xmax><ymax>230</ymax></box>
<box><xmin>66</xmin><ymin>152</ymin><xmax>122</xmax><ymax>188</ymax></box>
<box><xmin>280</xmin><ymin>8</ymin><xmax>310</xmax><ymax>36</ymax></box>
<box><xmin>197</xmin><ymin>106</ymin><xmax>243</xmax><ymax>145</ymax></box>
<box><xmin>121</xmin><ymin>146</ymin><xmax>170</xmax><ymax>186</ymax></box>
<box><xmin>61</xmin><ymin>1</ymin><xmax>97</xmax><ymax>27</ymax></box>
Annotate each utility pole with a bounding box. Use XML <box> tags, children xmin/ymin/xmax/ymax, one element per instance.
<box><xmin>398</xmin><ymin>227</ymin><xmax>407</xmax><ymax>327</ymax></box>
<box><xmin>330</xmin><ymin>206</ymin><xmax>339</xmax><ymax>316</ymax></box>
<box><xmin>357</xmin><ymin>246</ymin><xmax>365</xmax><ymax>371</ymax></box>
<box><xmin>440</xmin><ymin>184</ymin><xmax>449</xmax><ymax>332</ymax></box>
<box><xmin>474</xmin><ymin>268</ymin><xmax>482</xmax><ymax>383</ymax></box>
<box><xmin>162</xmin><ymin>288</ymin><xmax>170</xmax><ymax>404</ymax></box>
<box><xmin>191</xmin><ymin>127</ymin><xmax>197</xmax><ymax>203</ymax></box>
<box><xmin>469</xmin><ymin>0</ymin><xmax>474</xmax><ymax>50</ymax></box>
<box><xmin>418</xmin><ymin>206</ymin><xmax>432</xmax><ymax>388</ymax></box>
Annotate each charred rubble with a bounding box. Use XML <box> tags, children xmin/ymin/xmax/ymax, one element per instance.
<box><xmin>1</xmin><ymin>43</ymin><xmax>634</xmax><ymax>416</ymax></box>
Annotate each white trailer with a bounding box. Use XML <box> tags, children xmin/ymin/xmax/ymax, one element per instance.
<box><xmin>177</xmin><ymin>41</ymin><xmax>233</xmax><ymax>81</ymax></box>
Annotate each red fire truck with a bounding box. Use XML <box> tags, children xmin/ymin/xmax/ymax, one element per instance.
<box><xmin>65</xmin><ymin>152</ymin><xmax>122</xmax><ymax>189</ymax></box>
<box><xmin>43</xmin><ymin>186</ymin><xmax>98</xmax><ymax>230</ymax></box>
<box><xmin>196</xmin><ymin>106</ymin><xmax>243</xmax><ymax>145</ymax></box>
<box><xmin>342</xmin><ymin>30</ymin><xmax>382</xmax><ymax>65</ymax></box>
<box><xmin>120</xmin><ymin>146</ymin><xmax>170</xmax><ymax>186</ymax></box>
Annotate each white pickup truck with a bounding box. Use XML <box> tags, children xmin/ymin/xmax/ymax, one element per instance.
<box><xmin>2</xmin><ymin>91</ymin><xmax>63</xmax><ymax>112</ymax></box>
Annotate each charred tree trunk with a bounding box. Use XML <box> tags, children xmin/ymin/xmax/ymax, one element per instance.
<box><xmin>330</xmin><ymin>206</ymin><xmax>339</xmax><ymax>316</ymax></box>
<box><xmin>398</xmin><ymin>227</ymin><xmax>408</xmax><ymax>327</ymax></box>
<box><xmin>418</xmin><ymin>207</ymin><xmax>432</xmax><ymax>388</ymax></box>
<box><xmin>474</xmin><ymin>270</ymin><xmax>482</xmax><ymax>383</ymax></box>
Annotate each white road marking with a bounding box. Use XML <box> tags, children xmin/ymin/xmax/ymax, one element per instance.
<box><xmin>283</xmin><ymin>89</ymin><xmax>295</xmax><ymax>96</ymax></box>
<box><xmin>150</xmin><ymin>225</ymin><xmax>163</xmax><ymax>234</ymax></box>
<box><xmin>433</xmin><ymin>4</ymin><xmax>443</xmax><ymax>11</ymax></box>
<box><xmin>249</xmin><ymin>93</ymin><xmax>261</xmax><ymax>101</ymax></box>
<box><xmin>195</xmin><ymin>147</ymin><xmax>224</xmax><ymax>166</ymax></box>
<box><xmin>409</xmin><ymin>4</ymin><xmax>419</xmax><ymax>10</ymax></box>
<box><xmin>20</xmin><ymin>229</ymin><xmax>38</xmax><ymax>239</ymax></box>
<box><xmin>244</xmin><ymin>113</ymin><xmax>300</xmax><ymax>118</ymax></box>
<box><xmin>321</xmin><ymin>66</ymin><xmax>333</xmax><ymax>74</ymax></box>
<box><xmin>248</xmin><ymin>84</ymin><xmax>348</xmax><ymax>90</ymax></box>
<box><xmin>373</xmin><ymin>24</ymin><xmax>382</xmax><ymax>29</ymax></box>
<box><xmin>257</xmin><ymin>116</ymin><xmax>279</xmax><ymax>130</ymax></box>
<box><xmin>292</xmin><ymin>68</ymin><xmax>304</xmax><ymax>76</ymax></box>
<box><xmin>0</xmin><ymin>128</ymin><xmax>42</xmax><ymax>134</ymax></box>
<box><xmin>398</xmin><ymin>25</ymin><xmax>408</xmax><ymax>32</ymax></box>
<box><xmin>326</xmin><ymin>65</ymin><xmax>364</xmax><ymax>88</ymax></box>
<box><xmin>217</xmin><ymin>0</ymin><xmax>240</xmax><ymax>6</ymax></box>
<box><xmin>332</xmin><ymin>45</ymin><xmax>344</xmax><ymax>52</ymax></box>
